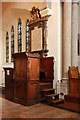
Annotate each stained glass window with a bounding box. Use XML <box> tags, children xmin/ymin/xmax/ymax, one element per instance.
<box><xmin>11</xmin><ymin>25</ymin><xmax>14</xmax><ymax>61</ymax></box>
<box><xmin>18</xmin><ymin>18</ymin><xmax>22</xmax><ymax>52</ymax></box>
<box><xmin>6</xmin><ymin>32</ymin><xmax>9</xmax><ymax>63</ymax></box>
<box><xmin>26</xmin><ymin>19</ymin><xmax>30</xmax><ymax>52</ymax></box>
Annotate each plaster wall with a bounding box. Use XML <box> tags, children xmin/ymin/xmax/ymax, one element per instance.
<box><xmin>0</xmin><ymin>2</ymin><xmax>3</xmax><ymax>85</ymax></box>
<box><xmin>47</xmin><ymin>1</ymin><xmax>61</xmax><ymax>87</ymax></box>
<box><xmin>2</xmin><ymin>2</ymin><xmax>31</xmax><ymax>85</ymax></box>
<box><xmin>2</xmin><ymin>2</ymin><xmax>32</xmax><ymax>64</ymax></box>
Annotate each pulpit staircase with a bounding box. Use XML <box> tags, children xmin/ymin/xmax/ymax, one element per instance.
<box><xmin>39</xmin><ymin>82</ymin><xmax>64</xmax><ymax>105</ymax></box>
<box><xmin>39</xmin><ymin>57</ymin><xmax>64</xmax><ymax>106</ymax></box>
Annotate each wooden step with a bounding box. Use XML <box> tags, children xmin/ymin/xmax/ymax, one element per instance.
<box><xmin>40</xmin><ymin>82</ymin><xmax>51</xmax><ymax>85</ymax></box>
<box><xmin>51</xmin><ymin>99</ymin><xmax>64</xmax><ymax>104</ymax></box>
<box><xmin>45</xmin><ymin>94</ymin><xmax>59</xmax><ymax>97</ymax></box>
<box><xmin>41</xmin><ymin>88</ymin><xmax>55</xmax><ymax>92</ymax></box>
<box><xmin>40</xmin><ymin>82</ymin><xmax>52</xmax><ymax>90</ymax></box>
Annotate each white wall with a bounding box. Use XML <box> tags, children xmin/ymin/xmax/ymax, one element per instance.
<box><xmin>2</xmin><ymin>3</ymin><xmax>31</xmax><ymax>65</ymax></box>
<box><xmin>2</xmin><ymin>2</ymin><xmax>32</xmax><ymax>85</ymax></box>
<box><xmin>47</xmin><ymin>1</ymin><xmax>61</xmax><ymax>87</ymax></box>
<box><xmin>0</xmin><ymin>2</ymin><xmax>3</xmax><ymax>86</ymax></box>
<box><xmin>2</xmin><ymin>2</ymin><xmax>47</xmax><ymax>65</ymax></box>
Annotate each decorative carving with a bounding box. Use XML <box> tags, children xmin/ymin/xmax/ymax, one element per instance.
<box><xmin>29</xmin><ymin>7</ymin><xmax>51</xmax><ymax>57</ymax></box>
<box><xmin>30</xmin><ymin>6</ymin><xmax>41</xmax><ymax>21</ymax></box>
<box><xmin>43</xmin><ymin>21</ymin><xmax>48</xmax><ymax>50</ymax></box>
<box><xmin>68</xmin><ymin>66</ymin><xmax>79</xmax><ymax>78</ymax></box>
<box><xmin>28</xmin><ymin>16</ymin><xmax>50</xmax><ymax>57</ymax></box>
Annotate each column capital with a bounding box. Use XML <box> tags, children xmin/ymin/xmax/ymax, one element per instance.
<box><xmin>72</xmin><ymin>1</ymin><xmax>79</xmax><ymax>5</ymax></box>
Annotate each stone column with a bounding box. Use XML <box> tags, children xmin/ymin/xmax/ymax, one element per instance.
<box><xmin>71</xmin><ymin>2</ymin><xmax>79</xmax><ymax>66</ymax></box>
<box><xmin>57</xmin><ymin>2</ymin><xmax>62</xmax><ymax>81</ymax></box>
<box><xmin>0</xmin><ymin>2</ymin><xmax>3</xmax><ymax>85</ymax></box>
<box><xmin>62</xmin><ymin>2</ymin><xmax>72</xmax><ymax>78</ymax></box>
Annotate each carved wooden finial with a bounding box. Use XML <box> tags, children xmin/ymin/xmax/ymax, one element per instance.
<box><xmin>30</xmin><ymin>6</ymin><xmax>41</xmax><ymax>21</ymax></box>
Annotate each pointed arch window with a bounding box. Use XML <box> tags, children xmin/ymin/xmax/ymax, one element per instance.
<box><xmin>6</xmin><ymin>32</ymin><xmax>9</xmax><ymax>63</ymax></box>
<box><xmin>18</xmin><ymin>18</ymin><xmax>22</xmax><ymax>52</ymax></box>
<box><xmin>26</xmin><ymin>19</ymin><xmax>30</xmax><ymax>52</ymax></box>
<box><xmin>11</xmin><ymin>25</ymin><xmax>14</xmax><ymax>61</ymax></box>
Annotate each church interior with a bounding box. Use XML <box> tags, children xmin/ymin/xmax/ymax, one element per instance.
<box><xmin>0</xmin><ymin>0</ymin><xmax>80</xmax><ymax>119</ymax></box>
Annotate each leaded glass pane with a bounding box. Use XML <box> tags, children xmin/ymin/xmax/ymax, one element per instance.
<box><xmin>18</xmin><ymin>18</ymin><xmax>22</xmax><ymax>52</ymax></box>
<box><xmin>6</xmin><ymin>32</ymin><xmax>9</xmax><ymax>63</ymax></box>
<box><xmin>26</xmin><ymin>19</ymin><xmax>30</xmax><ymax>52</ymax></box>
<box><xmin>11</xmin><ymin>25</ymin><xmax>14</xmax><ymax>61</ymax></box>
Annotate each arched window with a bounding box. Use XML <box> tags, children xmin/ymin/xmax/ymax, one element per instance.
<box><xmin>18</xmin><ymin>18</ymin><xmax>22</xmax><ymax>52</ymax></box>
<box><xmin>11</xmin><ymin>25</ymin><xmax>14</xmax><ymax>61</ymax></box>
<box><xmin>6</xmin><ymin>32</ymin><xmax>9</xmax><ymax>63</ymax></box>
<box><xmin>26</xmin><ymin>19</ymin><xmax>30</xmax><ymax>52</ymax></box>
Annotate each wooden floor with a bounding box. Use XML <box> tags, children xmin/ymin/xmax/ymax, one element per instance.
<box><xmin>0</xmin><ymin>94</ymin><xmax>80</xmax><ymax>119</ymax></box>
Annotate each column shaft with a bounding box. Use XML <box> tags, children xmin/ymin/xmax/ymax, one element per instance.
<box><xmin>71</xmin><ymin>2</ymin><xmax>78</xmax><ymax>66</ymax></box>
<box><xmin>62</xmin><ymin>2</ymin><xmax>72</xmax><ymax>78</ymax></box>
